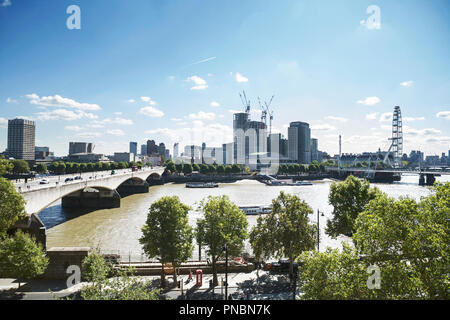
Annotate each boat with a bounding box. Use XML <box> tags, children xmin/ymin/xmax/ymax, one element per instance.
<box><xmin>186</xmin><ymin>182</ymin><xmax>218</xmax><ymax>188</ymax></box>
<box><xmin>239</xmin><ymin>206</ymin><xmax>272</xmax><ymax>215</ymax></box>
<box><xmin>293</xmin><ymin>181</ymin><xmax>313</xmax><ymax>186</ymax></box>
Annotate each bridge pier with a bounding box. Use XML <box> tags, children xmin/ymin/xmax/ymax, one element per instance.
<box><xmin>62</xmin><ymin>188</ymin><xmax>121</xmax><ymax>209</ymax></box>
<box><xmin>116</xmin><ymin>180</ymin><xmax>149</xmax><ymax>197</ymax></box>
<box><xmin>419</xmin><ymin>174</ymin><xmax>436</xmax><ymax>186</ymax></box>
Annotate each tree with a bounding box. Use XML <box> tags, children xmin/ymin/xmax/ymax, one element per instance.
<box><xmin>231</xmin><ymin>164</ymin><xmax>241</xmax><ymax>174</ymax></box>
<box><xmin>139</xmin><ymin>196</ymin><xmax>194</xmax><ymax>287</ymax></box>
<box><xmin>175</xmin><ymin>163</ymin><xmax>183</xmax><ymax>173</ymax></box>
<box><xmin>192</xmin><ymin>163</ymin><xmax>200</xmax><ymax>172</ymax></box>
<box><xmin>11</xmin><ymin>160</ymin><xmax>30</xmax><ymax>174</ymax></box>
<box><xmin>0</xmin><ymin>231</ymin><xmax>49</xmax><ymax>288</ymax></box>
<box><xmin>250</xmin><ymin>191</ymin><xmax>317</xmax><ymax>285</ymax></box>
<box><xmin>80</xmin><ymin>253</ymin><xmax>160</xmax><ymax>300</ymax></box>
<box><xmin>200</xmin><ymin>164</ymin><xmax>209</xmax><ymax>174</ymax></box>
<box><xmin>82</xmin><ymin>250</ymin><xmax>111</xmax><ymax>282</ymax></box>
<box><xmin>225</xmin><ymin>165</ymin><xmax>233</xmax><ymax>175</ymax></box>
<box><xmin>353</xmin><ymin>184</ymin><xmax>449</xmax><ymax>299</ymax></box>
<box><xmin>196</xmin><ymin>195</ymin><xmax>248</xmax><ymax>286</ymax></box>
<box><xmin>36</xmin><ymin>163</ymin><xmax>47</xmax><ymax>174</ymax></box>
<box><xmin>0</xmin><ymin>177</ymin><xmax>26</xmax><ymax>237</ymax></box>
<box><xmin>298</xmin><ymin>243</ymin><xmax>372</xmax><ymax>299</ymax></box>
<box><xmin>325</xmin><ymin>175</ymin><xmax>381</xmax><ymax>238</ymax></box>
<box><xmin>182</xmin><ymin>163</ymin><xmax>193</xmax><ymax>175</ymax></box>
<box><xmin>217</xmin><ymin>165</ymin><xmax>225</xmax><ymax>175</ymax></box>
<box><xmin>0</xmin><ymin>157</ymin><xmax>13</xmax><ymax>176</ymax></box>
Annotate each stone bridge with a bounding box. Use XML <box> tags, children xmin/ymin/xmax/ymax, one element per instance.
<box><xmin>19</xmin><ymin>167</ymin><xmax>165</xmax><ymax>216</ymax></box>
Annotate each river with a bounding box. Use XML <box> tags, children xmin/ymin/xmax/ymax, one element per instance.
<box><xmin>38</xmin><ymin>174</ymin><xmax>449</xmax><ymax>261</ymax></box>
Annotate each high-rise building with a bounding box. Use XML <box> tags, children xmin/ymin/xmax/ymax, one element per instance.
<box><xmin>173</xmin><ymin>143</ymin><xmax>179</xmax><ymax>159</ymax></box>
<box><xmin>232</xmin><ymin>112</ymin><xmax>267</xmax><ymax>168</ymax></box>
<box><xmin>129</xmin><ymin>142</ymin><xmax>137</xmax><ymax>156</ymax></box>
<box><xmin>141</xmin><ymin>144</ymin><xmax>147</xmax><ymax>156</ymax></box>
<box><xmin>288</xmin><ymin>121</ymin><xmax>311</xmax><ymax>164</ymax></box>
<box><xmin>8</xmin><ymin>118</ymin><xmax>36</xmax><ymax>160</ymax></box>
<box><xmin>268</xmin><ymin>133</ymin><xmax>288</xmax><ymax>159</ymax></box>
<box><xmin>311</xmin><ymin>138</ymin><xmax>319</xmax><ymax>162</ymax></box>
<box><xmin>158</xmin><ymin>143</ymin><xmax>166</xmax><ymax>157</ymax></box>
<box><xmin>146</xmin><ymin>140</ymin><xmax>158</xmax><ymax>156</ymax></box>
<box><xmin>69</xmin><ymin>142</ymin><xmax>94</xmax><ymax>155</ymax></box>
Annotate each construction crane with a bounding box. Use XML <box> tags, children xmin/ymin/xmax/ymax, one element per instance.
<box><xmin>239</xmin><ymin>90</ymin><xmax>250</xmax><ymax>114</ymax></box>
<box><xmin>264</xmin><ymin>95</ymin><xmax>275</xmax><ymax>136</ymax></box>
<box><xmin>258</xmin><ymin>97</ymin><xmax>267</xmax><ymax>125</ymax></box>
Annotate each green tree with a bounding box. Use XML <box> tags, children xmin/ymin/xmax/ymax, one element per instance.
<box><xmin>250</xmin><ymin>191</ymin><xmax>317</xmax><ymax>285</ymax></box>
<box><xmin>0</xmin><ymin>157</ymin><xmax>13</xmax><ymax>176</ymax></box>
<box><xmin>225</xmin><ymin>165</ymin><xmax>233</xmax><ymax>175</ymax></box>
<box><xmin>231</xmin><ymin>164</ymin><xmax>241</xmax><ymax>174</ymax></box>
<box><xmin>80</xmin><ymin>253</ymin><xmax>160</xmax><ymax>300</ymax></box>
<box><xmin>216</xmin><ymin>165</ymin><xmax>225</xmax><ymax>175</ymax></box>
<box><xmin>0</xmin><ymin>177</ymin><xmax>26</xmax><ymax>237</ymax></box>
<box><xmin>196</xmin><ymin>195</ymin><xmax>248</xmax><ymax>286</ymax></box>
<box><xmin>0</xmin><ymin>231</ymin><xmax>49</xmax><ymax>288</ymax></box>
<box><xmin>353</xmin><ymin>184</ymin><xmax>449</xmax><ymax>299</ymax></box>
<box><xmin>36</xmin><ymin>163</ymin><xmax>47</xmax><ymax>174</ymax></box>
<box><xmin>325</xmin><ymin>175</ymin><xmax>381</xmax><ymax>238</ymax></box>
<box><xmin>192</xmin><ymin>163</ymin><xmax>200</xmax><ymax>172</ymax></box>
<box><xmin>11</xmin><ymin>160</ymin><xmax>30</xmax><ymax>174</ymax></box>
<box><xmin>175</xmin><ymin>163</ymin><xmax>183</xmax><ymax>173</ymax></box>
<box><xmin>165</xmin><ymin>161</ymin><xmax>175</xmax><ymax>173</ymax></box>
<box><xmin>82</xmin><ymin>250</ymin><xmax>111</xmax><ymax>282</ymax></box>
<box><xmin>200</xmin><ymin>164</ymin><xmax>209</xmax><ymax>174</ymax></box>
<box><xmin>182</xmin><ymin>163</ymin><xmax>193</xmax><ymax>175</ymax></box>
<box><xmin>298</xmin><ymin>243</ymin><xmax>372</xmax><ymax>299</ymax></box>
<box><xmin>140</xmin><ymin>196</ymin><xmax>194</xmax><ymax>287</ymax></box>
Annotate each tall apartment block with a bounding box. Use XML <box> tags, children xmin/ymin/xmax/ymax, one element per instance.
<box><xmin>288</xmin><ymin>121</ymin><xmax>311</xmax><ymax>164</ymax></box>
<box><xmin>69</xmin><ymin>142</ymin><xmax>94</xmax><ymax>155</ymax></box>
<box><xmin>7</xmin><ymin>118</ymin><xmax>36</xmax><ymax>160</ymax></box>
<box><xmin>129</xmin><ymin>141</ymin><xmax>137</xmax><ymax>156</ymax></box>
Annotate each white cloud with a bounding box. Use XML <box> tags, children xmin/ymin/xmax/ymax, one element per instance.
<box><xmin>325</xmin><ymin>116</ymin><xmax>348</xmax><ymax>122</ymax></box>
<box><xmin>65</xmin><ymin>125</ymin><xmax>83</xmax><ymax>131</ymax></box>
<box><xmin>436</xmin><ymin>111</ymin><xmax>450</xmax><ymax>120</ymax></box>
<box><xmin>107</xmin><ymin>129</ymin><xmax>125</xmax><ymax>136</ymax></box>
<box><xmin>6</xmin><ymin>97</ymin><xmax>17</xmax><ymax>103</ymax></box>
<box><xmin>76</xmin><ymin>132</ymin><xmax>101</xmax><ymax>139</ymax></box>
<box><xmin>139</xmin><ymin>106</ymin><xmax>164</xmax><ymax>118</ymax></box>
<box><xmin>235</xmin><ymin>72</ymin><xmax>249</xmax><ymax>83</ymax></box>
<box><xmin>187</xmin><ymin>76</ymin><xmax>208</xmax><ymax>90</ymax></box>
<box><xmin>100</xmin><ymin>117</ymin><xmax>133</xmax><ymax>125</ymax></box>
<box><xmin>357</xmin><ymin>96</ymin><xmax>381</xmax><ymax>106</ymax></box>
<box><xmin>36</xmin><ymin>109</ymin><xmax>98</xmax><ymax>121</ymax></box>
<box><xmin>171</xmin><ymin>118</ymin><xmax>183</xmax><ymax>122</ymax></box>
<box><xmin>400</xmin><ymin>81</ymin><xmax>414</xmax><ymax>87</ymax></box>
<box><xmin>1</xmin><ymin>0</ymin><xmax>11</xmax><ymax>7</ymax></box>
<box><xmin>366</xmin><ymin>112</ymin><xmax>379</xmax><ymax>120</ymax></box>
<box><xmin>405</xmin><ymin>127</ymin><xmax>441</xmax><ymax>136</ymax></box>
<box><xmin>26</xmin><ymin>94</ymin><xmax>101</xmax><ymax>111</ymax></box>
<box><xmin>379</xmin><ymin>112</ymin><xmax>392</xmax><ymax>122</ymax></box>
<box><xmin>403</xmin><ymin>116</ymin><xmax>425</xmax><ymax>121</ymax></box>
<box><xmin>127</xmin><ymin>99</ymin><xmax>135</xmax><ymax>103</ymax></box>
<box><xmin>210</xmin><ymin>101</ymin><xmax>220</xmax><ymax>108</ymax></box>
<box><xmin>311</xmin><ymin>124</ymin><xmax>336</xmax><ymax>131</ymax></box>
<box><xmin>228</xmin><ymin>109</ymin><xmax>243</xmax><ymax>114</ymax></box>
<box><xmin>0</xmin><ymin>117</ymin><xmax>7</xmax><ymax>128</ymax></box>
<box><xmin>114</xmin><ymin>112</ymin><xmax>122</xmax><ymax>115</ymax></box>
<box><xmin>188</xmin><ymin>111</ymin><xmax>216</xmax><ymax>121</ymax></box>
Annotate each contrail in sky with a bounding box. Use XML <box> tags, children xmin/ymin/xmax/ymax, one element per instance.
<box><xmin>185</xmin><ymin>56</ymin><xmax>216</xmax><ymax>67</ymax></box>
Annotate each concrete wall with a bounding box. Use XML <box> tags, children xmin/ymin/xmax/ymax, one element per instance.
<box><xmin>44</xmin><ymin>247</ymin><xmax>90</xmax><ymax>280</ymax></box>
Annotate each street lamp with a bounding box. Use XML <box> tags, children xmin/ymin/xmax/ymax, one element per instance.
<box><xmin>222</xmin><ymin>244</ymin><xmax>228</xmax><ymax>300</ymax></box>
<box><xmin>317</xmin><ymin>209</ymin><xmax>322</xmax><ymax>251</ymax></box>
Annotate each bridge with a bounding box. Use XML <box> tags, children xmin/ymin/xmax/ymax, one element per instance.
<box><xmin>17</xmin><ymin>167</ymin><xmax>165</xmax><ymax>216</ymax></box>
<box><xmin>326</xmin><ymin>167</ymin><xmax>450</xmax><ymax>185</ymax></box>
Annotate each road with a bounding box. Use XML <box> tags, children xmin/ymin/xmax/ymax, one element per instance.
<box><xmin>12</xmin><ymin>167</ymin><xmax>160</xmax><ymax>193</ymax></box>
<box><xmin>0</xmin><ymin>270</ymin><xmax>295</xmax><ymax>300</ymax></box>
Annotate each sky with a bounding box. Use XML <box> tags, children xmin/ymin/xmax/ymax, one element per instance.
<box><xmin>0</xmin><ymin>0</ymin><xmax>449</xmax><ymax>157</ymax></box>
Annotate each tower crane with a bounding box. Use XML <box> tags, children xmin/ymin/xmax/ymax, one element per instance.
<box><xmin>264</xmin><ymin>95</ymin><xmax>275</xmax><ymax>136</ymax></box>
<box><xmin>239</xmin><ymin>90</ymin><xmax>251</xmax><ymax>114</ymax></box>
<box><xmin>258</xmin><ymin>97</ymin><xmax>267</xmax><ymax>125</ymax></box>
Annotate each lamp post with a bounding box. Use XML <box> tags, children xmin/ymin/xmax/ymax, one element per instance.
<box><xmin>222</xmin><ymin>244</ymin><xmax>228</xmax><ymax>300</ymax></box>
<box><xmin>317</xmin><ymin>209</ymin><xmax>322</xmax><ymax>251</ymax></box>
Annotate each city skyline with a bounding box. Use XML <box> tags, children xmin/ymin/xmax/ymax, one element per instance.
<box><xmin>1</xmin><ymin>0</ymin><xmax>449</xmax><ymax>157</ymax></box>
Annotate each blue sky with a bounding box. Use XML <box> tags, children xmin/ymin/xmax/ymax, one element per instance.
<box><xmin>1</xmin><ymin>0</ymin><xmax>449</xmax><ymax>157</ymax></box>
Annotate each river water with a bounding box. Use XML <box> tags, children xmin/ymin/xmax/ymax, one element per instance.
<box><xmin>38</xmin><ymin>174</ymin><xmax>449</xmax><ymax>261</ymax></box>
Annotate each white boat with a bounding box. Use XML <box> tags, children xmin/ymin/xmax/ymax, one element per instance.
<box><xmin>294</xmin><ymin>181</ymin><xmax>313</xmax><ymax>186</ymax></box>
<box><xmin>186</xmin><ymin>182</ymin><xmax>218</xmax><ymax>188</ymax></box>
<box><xmin>239</xmin><ymin>206</ymin><xmax>272</xmax><ymax>215</ymax></box>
